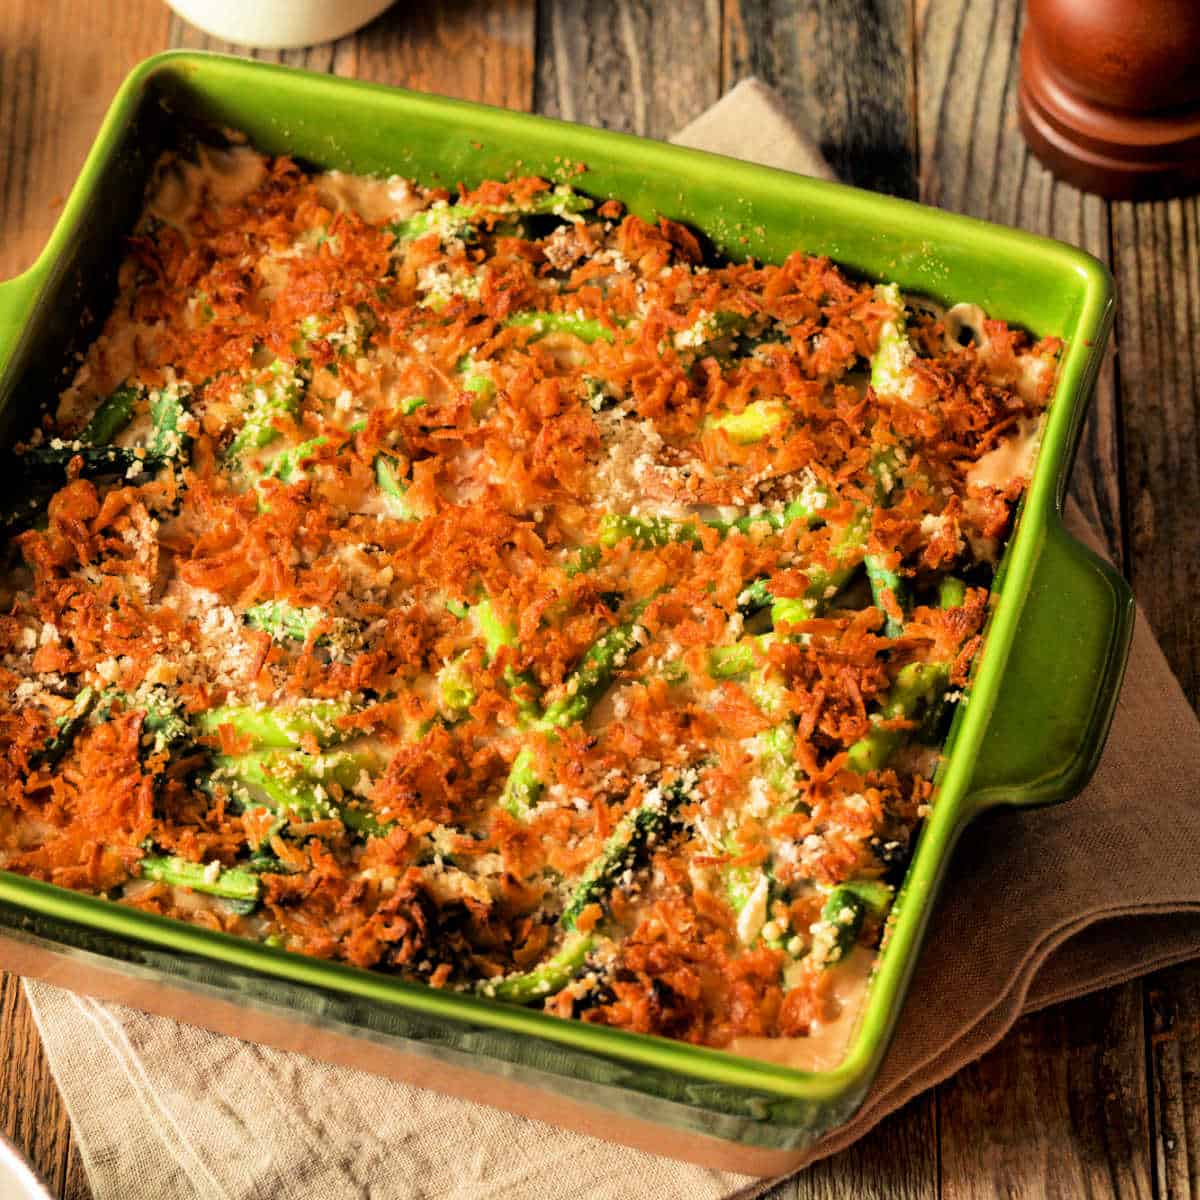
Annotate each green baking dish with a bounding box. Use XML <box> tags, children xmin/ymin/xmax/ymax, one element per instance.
<box><xmin>0</xmin><ymin>51</ymin><xmax>1134</xmax><ymax>1166</ymax></box>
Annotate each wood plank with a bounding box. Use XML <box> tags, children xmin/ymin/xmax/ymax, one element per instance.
<box><xmin>166</xmin><ymin>11</ymin><xmax>348</xmax><ymax>73</ymax></box>
<box><xmin>347</xmin><ymin>0</ymin><xmax>534</xmax><ymax>109</ymax></box>
<box><xmin>0</xmin><ymin>0</ymin><xmax>171</xmax><ymax>280</ymax></box>
<box><xmin>1110</xmin><ymin>195</ymin><xmax>1200</xmax><ymax>706</ymax></box>
<box><xmin>1116</xmin><ymin>192</ymin><xmax>1200</xmax><ymax>1196</ymax></box>
<box><xmin>722</xmin><ymin>0</ymin><xmax>918</xmax><ymax>199</ymax></box>
<box><xmin>0</xmin><ymin>973</ymin><xmax>90</xmax><ymax>1200</ymax></box>
<box><xmin>785</xmin><ymin>1100</ymin><xmax>938</xmax><ymax>1200</ymax></box>
<box><xmin>536</xmin><ymin>0</ymin><xmax>721</xmax><ymax>138</ymax></box>
<box><xmin>1148</xmin><ymin>960</ymin><xmax>1200</xmax><ymax>1198</ymax></box>
<box><xmin>169</xmin><ymin>0</ymin><xmax>536</xmax><ymax>110</ymax></box>
<box><xmin>939</xmin><ymin>985</ymin><xmax>1153</xmax><ymax>1198</ymax></box>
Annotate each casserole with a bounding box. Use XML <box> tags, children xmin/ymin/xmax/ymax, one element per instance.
<box><xmin>0</xmin><ymin>51</ymin><xmax>1133</xmax><ymax>1174</ymax></box>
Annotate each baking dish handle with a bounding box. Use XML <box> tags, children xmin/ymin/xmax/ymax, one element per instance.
<box><xmin>964</xmin><ymin>515</ymin><xmax>1134</xmax><ymax>811</ymax></box>
<box><xmin>0</xmin><ymin>268</ymin><xmax>44</xmax><ymax>380</ymax></box>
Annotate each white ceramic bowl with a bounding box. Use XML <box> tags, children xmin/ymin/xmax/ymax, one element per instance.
<box><xmin>166</xmin><ymin>0</ymin><xmax>394</xmax><ymax>49</ymax></box>
<box><xmin>0</xmin><ymin>1134</ymin><xmax>51</xmax><ymax>1200</ymax></box>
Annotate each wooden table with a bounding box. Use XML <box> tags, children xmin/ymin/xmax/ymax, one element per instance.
<box><xmin>2</xmin><ymin>1</ymin><xmax>1197</xmax><ymax>1195</ymax></box>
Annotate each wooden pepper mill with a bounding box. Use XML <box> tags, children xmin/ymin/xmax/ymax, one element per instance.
<box><xmin>1018</xmin><ymin>0</ymin><xmax>1200</xmax><ymax>198</ymax></box>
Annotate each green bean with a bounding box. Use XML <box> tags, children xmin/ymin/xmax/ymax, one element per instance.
<box><xmin>374</xmin><ymin>454</ymin><xmax>419</xmax><ymax>520</ymax></box>
<box><xmin>506</xmin><ymin>310</ymin><xmax>616</xmax><ymax>346</ymax></box>
<box><xmin>845</xmin><ymin>661</ymin><xmax>950</xmax><ymax>774</ymax></box>
<box><xmin>196</xmin><ymin>699</ymin><xmax>353</xmax><ymax>750</ymax></box>
<box><xmin>538</xmin><ymin>607</ymin><xmax>647</xmax><ymax>730</ymax></box>
<box><xmin>452</xmin><ymin>597</ymin><xmax>541</xmax><ymax>724</ymax></box>
<box><xmin>244</xmin><ymin>600</ymin><xmax>358</xmax><ymax>654</ymax></box>
<box><xmin>705</xmin><ymin>398</ymin><xmax>789</xmax><ymax>445</ymax></box>
<box><xmin>598</xmin><ymin>512</ymin><xmax>700</xmax><ymax>550</ymax></box>
<box><xmin>707</xmin><ymin>639</ymin><xmax>764</xmax><ymax>680</ymax></box>
<box><xmin>938</xmin><ymin>575</ymin><xmax>967</xmax><ymax>609</ymax></box>
<box><xmin>812</xmin><ymin>879</ymin><xmax>894</xmax><ymax>967</ymax></box>
<box><xmin>93</xmin><ymin>687</ymin><xmax>191</xmax><ymax>761</ymax></box>
<box><xmin>437</xmin><ymin>650</ymin><xmax>476</xmax><ymax>720</ymax></box>
<box><xmin>560</xmin><ymin>771</ymin><xmax>697</xmax><ymax>929</ymax></box>
<box><xmin>146</xmin><ymin>386</ymin><xmax>190</xmax><ymax>459</ymax></box>
<box><xmin>719</xmin><ymin>490</ymin><xmax>830</xmax><ymax>537</ymax></box>
<box><xmin>12</xmin><ymin>443</ymin><xmax>167</xmax><ymax>479</ymax></box>
<box><xmin>79</xmin><ymin>383</ymin><xmax>140</xmax><ymax>445</ymax></box>
<box><xmin>481</xmin><ymin>932</ymin><xmax>594</xmax><ymax>1004</ymax></box>
<box><xmin>674</xmin><ymin>310</ymin><xmax>751</xmax><ymax>362</ymax></box>
<box><xmin>139</xmin><ymin>854</ymin><xmax>262</xmax><ymax>906</ymax></box>
<box><xmin>865</xmin><ymin>553</ymin><xmax>908</xmax><ymax>638</ymax></box>
<box><xmin>215</xmin><ymin>747</ymin><xmax>389</xmax><ymax>838</ymax></box>
<box><xmin>498</xmin><ymin>745</ymin><xmax>541</xmax><ymax>815</ymax></box>
<box><xmin>32</xmin><ymin>687</ymin><xmax>97</xmax><ymax>770</ymax></box>
<box><xmin>389</xmin><ymin>190</ymin><xmax>592</xmax><ymax>243</ymax></box>
<box><xmin>225</xmin><ymin>363</ymin><xmax>304</xmax><ymax>461</ymax></box>
<box><xmin>869</xmin><ymin>283</ymin><xmax>914</xmax><ymax>399</ymax></box>
<box><xmin>485</xmin><ymin>771</ymin><xmax>698</xmax><ymax>1004</ymax></box>
<box><xmin>261</xmin><ymin>436</ymin><xmax>328</xmax><ymax>484</ymax></box>
<box><xmin>564</xmin><ymin>544</ymin><xmax>602</xmax><ymax>577</ymax></box>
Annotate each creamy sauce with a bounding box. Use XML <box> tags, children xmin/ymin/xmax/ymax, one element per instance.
<box><xmin>966</xmin><ymin>414</ymin><xmax>1044</xmax><ymax>490</ymax></box>
<box><xmin>313</xmin><ymin>170</ymin><xmax>424</xmax><ymax>224</ymax></box>
<box><xmin>728</xmin><ymin>946</ymin><xmax>875</xmax><ymax>1071</ymax></box>
<box><xmin>150</xmin><ymin>144</ymin><xmax>268</xmax><ymax>227</ymax></box>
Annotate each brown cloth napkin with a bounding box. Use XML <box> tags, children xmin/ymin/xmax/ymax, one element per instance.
<box><xmin>21</xmin><ymin>79</ymin><xmax>1200</xmax><ymax>1200</ymax></box>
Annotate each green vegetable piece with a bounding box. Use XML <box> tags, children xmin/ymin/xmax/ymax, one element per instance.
<box><xmin>452</xmin><ymin>598</ymin><xmax>541</xmax><ymax>724</ymax></box>
<box><xmin>598</xmin><ymin>513</ymin><xmax>700</xmax><ymax>550</ymax></box>
<box><xmin>939</xmin><ymin>576</ymin><xmax>967</xmax><ymax>609</ymax></box>
<box><xmin>139</xmin><ymin>855</ymin><xmax>261</xmax><ymax>905</ymax></box>
<box><xmin>13</xmin><ymin>443</ymin><xmax>167</xmax><ymax>479</ymax></box>
<box><xmin>79</xmin><ymin>383</ymin><xmax>140</xmax><ymax>445</ymax></box>
<box><xmin>560</xmin><ymin>771</ymin><xmax>697</xmax><ymax>930</ymax></box>
<box><xmin>390</xmin><ymin>189</ymin><xmax>592</xmax><ymax>244</ymax></box>
<box><xmin>865</xmin><ymin>553</ymin><xmax>908</xmax><ymax>638</ymax></box>
<box><xmin>399</xmin><ymin>395</ymin><xmax>427</xmax><ymax>415</ymax></box>
<box><xmin>93</xmin><ymin>687</ymin><xmax>191</xmax><ymax>761</ymax></box>
<box><xmin>215</xmin><ymin>747</ymin><xmax>388</xmax><ymax>838</ymax></box>
<box><xmin>486</xmin><ymin>772</ymin><xmax>697</xmax><ymax>1004</ymax></box>
<box><xmin>565</xmin><ymin>544</ymin><xmax>602</xmax><ymax>577</ymax></box>
<box><xmin>705</xmin><ymin>398</ymin><xmax>789</xmax><ymax>445</ymax></box>
<box><xmin>707</xmin><ymin>640</ymin><xmax>763</xmax><ymax>680</ymax></box>
<box><xmin>720</xmin><ymin>490</ymin><xmax>830</xmax><ymax>537</ymax></box>
<box><xmin>770</xmin><ymin>506</ymin><xmax>873</xmax><ymax>630</ymax></box>
<box><xmin>539</xmin><ymin>611</ymin><xmax>646</xmax><ymax>729</ymax></box>
<box><xmin>226</xmin><ymin>362</ymin><xmax>304</xmax><ymax>461</ymax></box>
<box><xmin>146</xmin><ymin>386</ymin><xmax>190</xmax><ymax>459</ymax></box>
<box><xmin>33</xmin><ymin>687</ymin><xmax>97</xmax><ymax>770</ymax></box>
<box><xmin>473</xmin><ymin>597</ymin><xmax>516</xmax><ymax>659</ymax></box>
<box><xmin>845</xmin><ymin>661</ymin><xmax>951</xmax><ymax>774</ymax></box>
<box><xmin>244</xmin><ymin>600</ymin><xmax>322</xmax><ymax>643</ymax></box>
<box><xmin>437</xmin><ymin>651</ymin><xmax>477</xmax><ymax>720</ymax></box>
<box><xmin>499</xmin><ymin>744</ymin><xmax>542</xmax><ymax>815</ymax></box>
<box><xmin>814</xmin><ymin>879</ymin><xmax>894</xmax><ymax>967</ymax></box>
<box><xmin>870</xmin><ymin>283</ymin><xmax>915</xmax><ymax>399</ymax></box>
<box><xmin>506</xmin><ymin>310</ymin><xmax>616</xmax><ymax>345</ymax></box>
<box><xmin>262</xmin><ymin>436</ymin><xmax>328</xmax><ymax>484</ymax></box>
<box><xmin>482</xmin><ymin>931</ymin><xmax>595</xmax><ymax>1004</ymax></box>
<box><xmin>196</xmin><ymin>700</ymin><xmax>353</xmax><ymax>750</ymax></box>
<box><xmin>374</xmin><ymin>454</ymin><xmax>418</xmax><ymax>521</ymax></box>
<box><xmin>675</xmin><ymin>309</ymin><xmax>752</xmax><ymax>356</ymax></box>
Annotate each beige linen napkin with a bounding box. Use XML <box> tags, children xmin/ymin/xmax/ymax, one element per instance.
<box><xmin>21</xmin><ymin>79</ymin><xmax>1200</xmax><ymax>1200</ymax></box>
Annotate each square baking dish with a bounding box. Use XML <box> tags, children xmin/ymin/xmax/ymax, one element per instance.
<box><xmin>0</xmin><ymin>52</ymin><xmax>1134</xmax><ymax>1175</ymax></box>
